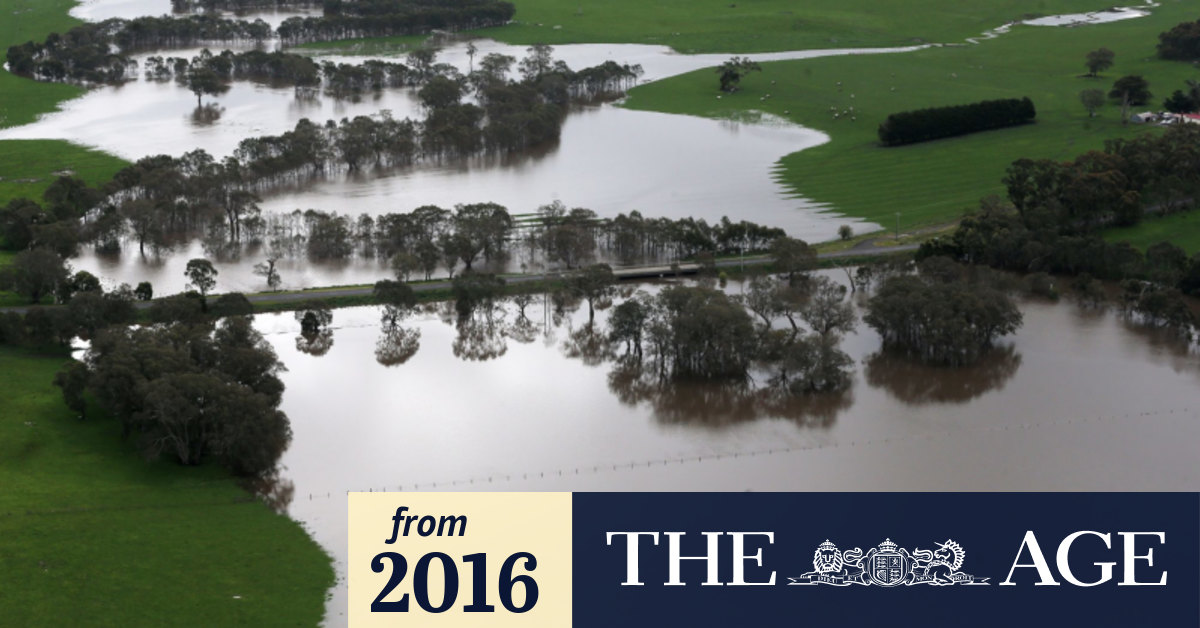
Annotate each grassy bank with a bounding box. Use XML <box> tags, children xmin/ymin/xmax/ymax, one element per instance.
<box><xmin>0</xmin><ymin>346</ymin><xmax>334</xmax><ymax>626</ymax></box>
<box><xmin>1</xmin><ymin>7</ymin><xmax>334</xmax><ymax>622</ymax></box>
<box><xmin>623</xmin><ymin>2</ymin><xmax>1198</xmax><ymax>232</ymax></box>
<box><xmin>1105</xmin><ymin>212</ymin><xmax>1200</xmax><ymax>255</ymax></box>
<box><xmin>0</xmin><ymin>0</ymin><xmax>129</xmax><ymax>206</ymax></box>
<box><xmin>0</xmin><ymin>140</ymin><xmax>128</xmax><ymax>206</ymax></box>
<box><xmin>472</xmin><ymin>0</ymin><xmax>1117</xmax><ymax>54</ymax></box>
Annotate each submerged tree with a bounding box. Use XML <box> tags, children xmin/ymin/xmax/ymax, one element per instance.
<box><xmin>186</xmin><ymin>65</ymin><xmax>229</xmax><ymax>107</ymax></box>
<box><xmin>864</xmin><ymin>260</ymin><xmax>1023</xmax><ymax>366</ymax></box>
<box><xmin>253</xmin><ymin>257</ymin><xmax>281</xmax><ymax>291</ymax></box>
<box><xmin>567</xmin><ymin>263</ymin><xmax>615</xmax><ymax>325</ymax></box>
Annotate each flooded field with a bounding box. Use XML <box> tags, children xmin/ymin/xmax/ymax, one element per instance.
<box><xmin>70</xmin><ymin>0</ymin><xmax>320</xmax><ymax>27</ymax></box>
<box><xmin>3</xmin><ymin>35</ymin><xmax>919</xmax><ymax>295</ymax></box>
<box><xmin>7</xmin><ymin>1</ymin><xmax>1155</xmax><ymax>295</ymax></box>
<box><xmin>245</xmin><ymin>278</ymin><xmax>1200</xmax><ymax>624</ymax></box>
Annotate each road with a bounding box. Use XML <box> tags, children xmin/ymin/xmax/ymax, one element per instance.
<box><xmin>239</xmin><ymin>243</ymin><xmax>919</xmax><ymax>305</ymax></box>
<box><xmin>0</xmin><ymin>244</ymin><xmax>919</xmax><ymax>312</ymax></box>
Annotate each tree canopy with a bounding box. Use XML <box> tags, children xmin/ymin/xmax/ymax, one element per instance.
<box><xmin>716</xmin><ymin>57</ymin><xmax>761</xmax><ymax>93</ymax></box>
<box><xmin>80</xmin><ymin>316</ymin><xmax>291</xmax><ymax>477</ymax></box>
<box><xmin>1084</xmin><ymin>48</ymin><xmax>1114</xmax><ymax>77</ymax></box>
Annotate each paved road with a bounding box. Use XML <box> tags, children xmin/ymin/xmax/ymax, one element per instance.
<box><xmin>0</xmin><ymin>244</ymin><xmax>919</xmax><ymax>312</ymax></box>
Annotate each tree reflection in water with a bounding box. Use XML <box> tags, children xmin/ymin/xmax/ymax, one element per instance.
<box><xmin>1119</xmin><ymin>319</ymin><xmax>1200</xmax><ymax>379</ymax></box>
<box><xmin>242</xmin><ymin>470</ymin><xmax>295</xmax><ymax>515</ymax></box>
<box><xmin>864</xmin><ymin>344</ymin><xmax>1022</xmax><ymax>405</ymax></box>
<box><xmin>561</xmin><ymin>323</ymin><xmax>612</xmax><ymax>366</ymax></box>
<box><xmin>507</xmin><ymin>311</ymin><xmax>541</xmax><ymax>344</ymax></box>
<box><xmin>295</xmin><ymin>306</ymin><xmax>335</xmax><ymax>356</ymax></box>
<box><xmin>190</xmin><ymin>103</ymin><xmax>223</xmax><ymax>126</ymax></box>
<box><xmin>375</xmin><ymin>327</ymin><xmax>421</xmax><ymax>366</ymax></box>
<box><xmin>606</xmin><ymin>357</ymin><xmax>851</xmax><ymax>428</ymax></box>
<box><xmin>295</xmin><ymin>328</ymin><xmax>334</xmax><ymax>356</ymax></box>
<box><xmin>452</xmin><ymin>306</ymin><xmax>509</xmax><ymax>361</ymax></box>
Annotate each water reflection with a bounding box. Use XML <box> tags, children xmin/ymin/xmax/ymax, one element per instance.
<box><xmin>607</xmin><ymin>358</ymin><xmax>851</xmax><ymax>429</ymax></box>
<box><xmin>561</xmin><ymin>323</ymin><xmax>610</xmax><ymax>366</ymax></box>
<box><xmin>295</xmin><ymin>328</ymin><xmax>334</xmax><ymax>356</ymax></box>
<box><xmin>374</xmin><ymin>327</ymin><xmax>420</xmax><ymax>366</ymax></box>
<box><xmin>71</xmin><ymin>0</ymin><xmax>320</xmax><ymax>28</ymax></box>
<box><xmin>864</xmin><ymin>345</ymin><xmax>1022</xmax><ymax>405</ymax></box>
<box><xmin>452</xmin><ymin>315</ymin><xmax>508</xmax><ymax>361</ymax></box>
<box><xmin>506</xmin><ymin>311</ymin><xmax>541</xmax><ymax>345</ymax></box>
<box><xmin>189</xmin><ymin>103</ymin><xmax>224</xmax><ymax>125</ymax></box>
<box><xmin>294</xmin><ymin>307</ymin><xmax>335</xmax><ymax>356</ymax></box>
<box><xmin>259</xmin><ymin>279</ymin><xmax>1200</xmax><ymax>628</ymax></box>
<box><xmin>242</xmin><ymin>470</ymin><xmax>296</xmax><ymax>515</ymax></box>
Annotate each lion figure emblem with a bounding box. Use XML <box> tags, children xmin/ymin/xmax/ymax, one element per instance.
<box><xmin>808</xmin><ymin>540</ymin><xmax>865</xmax><ymax>581</ymax></box>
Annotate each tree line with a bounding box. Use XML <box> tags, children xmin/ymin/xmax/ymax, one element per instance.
<box><xmin>918</xmin><ymin>124</ymin><xmax>1200</xmax><ymax>338</ymax></box>
<box><xmin>878</xmin><ymin>98</ymin><xmax>1036</xmax><ymax>147</ymax></box>
<box><xmin>0</xmin><ymin>47</ymin><xmax>643</xmax><ymax>266</ymax></box>
<box><xmin>6</xmin><ymin>1</ymin><xmax>513</xmax><ymax>84</ymax></box>
<box><xmin>276</xmin><ymin>2</ymin><xmax>514</xmax><ymax>44</ymax></box>
<box><xmin>246</xmin><ymin>201</ymin><xmax>786</xmax><ymax>280</ymax></box>
<box><xmin>1157</xmin><ymin>17</ymin><xmax>1200</xmax><ymax>61</ymax></box>
<box><xmin>3</xmin><ymin>233</ymin><xmax>1033</xmax><ymax>473</ymax></box>
<box><xmin>171</xmin><ymin>0</ymin><xmax>320</xmax><ymax>11</ymax></box>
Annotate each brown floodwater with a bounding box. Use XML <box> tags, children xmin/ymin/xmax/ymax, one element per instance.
<box><xmin>13</xmin><ymin>1</ymin><xmax>1152</xmax><ymax>294</ymax></box>
<box><xmin>70</xmin><ymin>0</ymin><xmax>320</xmax><ymax>27</ymax></box>
<box><xmin>8</xmin><ymin>1</ymin><xmax>941</xmax><ymax>292</ymax></box>
<box><xmin>250</xmin><ymin>277</ymin><xmax>1200</xmax><ymax>625</ymax></box>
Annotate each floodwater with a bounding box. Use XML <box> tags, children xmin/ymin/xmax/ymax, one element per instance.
<box><xmin>70</xmin><ymin>0</ymin><xmax>320</xmax><ymax>28</ymax></box>
<box><xmin>0</xmin><ymin>39</ymin><xmax>924</xmax><ymax>266</ymax></box>
<box><xmin>7</xmin><ymin>39</ymin><xmax>890</xmax><ymax>294</ymax></box>
<box><xmin>10</xmin><ymin>1</ymin><xmax>1157</xmax><ymax>293</ymax></box>
<box><xmin>65</xmin><ymin>103</ymin><xmax>840</xmax><ymax>295</ymax></box>
<box><xmin>1022</xmin><ymin>6</ymin><xmax>1151</xmax><ymax>27</ymax></box>
<box><xmin>253</xmin><ymin>278</ymin><xmax>1200</xmax><ymax>625</ymax></box>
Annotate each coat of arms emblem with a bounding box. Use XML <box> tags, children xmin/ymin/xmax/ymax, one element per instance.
<box><xmin>790</xmin><ymin>538</ymin><xmax>988</xmax><ymax>587</ymax></box>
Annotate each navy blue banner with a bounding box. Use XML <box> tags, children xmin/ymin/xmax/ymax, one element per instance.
<box><xmin>572</xmin><ymin>493</ymin><xmax>1199</xmax><ymax>627</ymax></box>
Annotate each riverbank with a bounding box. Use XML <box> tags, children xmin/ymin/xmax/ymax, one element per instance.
<box><xmin>0</xmin><ymin>8</ymin><xmax>335</xmax><ymax>624</ymax></box>
<box><xmin>0</xmin><ymin>0</ymin><xmax>129</xmax><ymax>205</ymax></box>
<box><xmin>622</xmin><ymin>2</ymin><xmax>1198</xmax><ymax>236</ymax></box>
<box><xmin>0</xmin><ymin>345</ymin><xmax>334</xmax><ymax>626</ymax></box>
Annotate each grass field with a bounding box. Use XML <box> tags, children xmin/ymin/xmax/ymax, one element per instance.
<box><xmin>0</xmin><ymin>3</ymin><xmax>333</xmax><ymax>624</ymax></box>
<box><xmin>622</xmin><ymin>1</ymin><xmax>1199</xmax><ymax>231</ymax></box>
<box><xmin>0</xmin><ymin>0</ymin><xmax>129</xmax><ymax>205</ymax></box>
<box><xmin>474</xmin><ymin>0</ymin><xmax>1120</xmax><ymax>53</ymax></box>
<box><xmin>1105</xmin><ymin>212</ymin><xmax>1200</xmax><ymax>255</ymax></box>
<box><xmin>0</xmin><ymin>140</ymin><xmax>128</xmax><ymax>206</ymax></box>
<box><xmin>0</xmin><ymin>346</ymin><xmax>334</xmax><ymax>626</ymax></box>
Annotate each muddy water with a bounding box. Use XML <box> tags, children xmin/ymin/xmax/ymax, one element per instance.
<box><xmin>253</xmin><ymin>279</ymin><xmax>1200</xmax><ymax>625</ymax></box>
<box><xmin>70</xmin><ymin>0</ymin><xmax>320</xmax><ymax>28</ymax></box>
<box><xmin>8</xmin><ymin>3</ymin><xmax>938</xmax><ymax>291</ymax></box>
<box><xmin>22</xmin><ymin>1</ymin><xmax>1157</xmax><ymax>293</ymax></box>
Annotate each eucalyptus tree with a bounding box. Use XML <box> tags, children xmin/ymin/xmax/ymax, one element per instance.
<box><xmin>568</xmin><ymin>264</ymin><xmax>615</xmax><ymax>325</ymax></box>
<box><xmin>184</xmin><ymin>258</ymin><xmax>218</xmax><ymax>309</ymax></box>
<box><xmin>4</xmin><ymin>248</ymin><xmax>70</xmax><ymax>304</ymax></box>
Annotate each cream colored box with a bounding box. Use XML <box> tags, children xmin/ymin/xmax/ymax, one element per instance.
<box><xmin>348</xmin><ymin>492</ymin><xmax>572</xmax><ymax>627</ymax></box>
